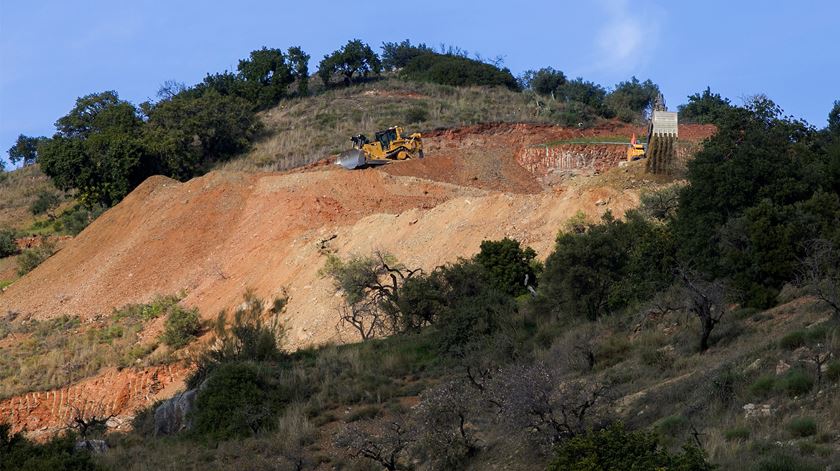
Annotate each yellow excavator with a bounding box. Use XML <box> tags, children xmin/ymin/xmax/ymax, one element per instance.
<box><xmin>626</xmin><ymin>133</ymin><xmax>646</xmax><ymax>161</ymax></box>
<box><xmin>336</xmin><ymin>126</ymin><xmax>424</xmax><ymax>170</ymax></box>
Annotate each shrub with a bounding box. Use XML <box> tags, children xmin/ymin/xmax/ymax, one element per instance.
<box><xmin>751</xmin><ymin>451</ymin><xmax>822</xmax><ymax>471</ymax></box>
<box><xmin>779</xmin><ymin>330</ymin><xmax>807</xmax><ymax>350</ymax></box>
<box><xmin>474</xmin><ymin>237</ymin><xmax>538</xmax><ymax>297</ymax></box>
<box><xmin>402</xmin><ymin>53</ymin><xmax>519</xmax><ymax>90</ymax></box>
<box><xmin>53</xmin><ymin>204</ymin><xmax>104</xmax><ymax>236</ymax></box>
<box><xmin>190</xmin><ymin>362</ymin><xmax>277</xmax><ymax>440</ymax></box>
<box><xmin>161</xmin><ymin>305</ymin><xmax>201</xmax><ymax>349</ymax></box>
<box><xmin>404</xmin><ymin>105</ymin><xmax>429</xmax><ymax>124</ymax></box>
<box><xmin>0</xmin><ymin>229</ymin><xmax>17</xmax><ymax>258</ymax></box>
<box><xmin>17</xmin><ymin>239</ymin><xmax>56</xmax><ymax>275</ymax></box>
<box><xmin>724</xmin><ymin>426</ymin><xmax>751</xmax><ymax>441</ymax></box>
<box><xmin>787</xmin><ymin>417</ymin><xmax>817</xmax><ymax>437</ymax></box>
<box><xmin>187</xmin><ymin>290</ymin><xmax>286</xmax><ymax>388</ymax></box>
<box><xmin>779</xmin><ymin>369</ymin><xmax>814</xmax><ymax>397</ymax></box>
<box><xmin>547</xmin><ymin>422</ymin><xmax>713</xmax><ymax>471</ymax></box>
<box><xmin>749</xmin><ymin>375</ymin><xmax>776</xmax><ymax>398</ymax></box>
<box><xmin>30</xmin><ymin>190</ymin><xmax>60</xmax><ymax>215</ymax></box>
<box><xmin>824</xmin><ymin>360</ymin><xmax>840</xmax><ymax>382</ymax></box>
<box><xmin>0</xmin><ymin>423</ymin><xmax>100</xmax><ymax>471</ymax></box>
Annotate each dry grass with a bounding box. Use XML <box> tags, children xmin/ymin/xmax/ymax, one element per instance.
<box><xmin>224</xmin><ymin>79</ymin><xmax>564</xmax><ymax>172</ymax></box>
<box><xmin>0</xmin><ymin>165</ymin><xmax>65</xmax><ymax>230</ymax></box>
<box><xmin>0</xmin><ymin>296</ymin><xmax>185</xmax><ymax>399</ymax></box>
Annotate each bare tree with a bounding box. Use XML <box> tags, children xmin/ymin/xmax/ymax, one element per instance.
<box><xmin>491</xmin><ymin>362</ymin><xmax>611</xmax><ymax>448</ymax></box>
<box><xmin>334</xmin><ymin>417</ymin><xmax>413</xmax><ymax>471</ymax></box>
<box><xmin>799</xmin><ymin>239</ymin><xmax>840</xmax><ymax>319</ymax></box>
<box><xmin>413</xmin><ymin>380</ymin><xmax>481</xmax><ymax>469</ymax></box>
<box><xmin>156</xmin><ymin>80</ymin><xmax>186</xmax><ymax>100</ymax></box>
<box><xmin>337</xmin><ymin>300</ymin><xmax>385</xmax><ymax>341</ymax></box>
<box><xmin>677</xmin><ymin>267</ymin><xmax>727</xmax><ymax>353</ymax></box>
<box><xmin>67</xmin><ymin>404</ymin><xmax>115</xmax><ymax>440</ymax></box>
<box><xmin>323</xmin><ymin>251</ymin><xmax>422</xmax><ymax>340</ymax></box>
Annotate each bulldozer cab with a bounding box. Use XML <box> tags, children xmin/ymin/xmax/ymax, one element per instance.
<box><xmin>375</xmin><ymin>128</ymin><xmax>398</xmax><ymax>150</ymax></box>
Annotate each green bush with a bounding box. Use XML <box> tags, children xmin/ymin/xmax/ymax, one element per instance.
<box><xmin>779</xmin><ymin>331</ymin><xmax>807</xmax><ymax>350</ymax></box>
<box><xmin>190</xmin><ymin>362</ymin><xmax>277</xmax><ymax>440</ymax></box>
<box><xmin>547</xmin><ymin>422</ymin><xmax>713</xmax><ymax>471</ymax></box>
<box><xmin>404</xmin><ymin>105</ymin><xmax>429</xmax><ymax>124</ymax></box>
<box><xmin>402</xmin><ymin>53</ymin><xmax>519</xmax><ymax>90</ymax></box>
<box><xmin>53</xmin><ymin>204</ymin><xmax>104</xmax><ymax>236</ymax></box>
<box><xmin>787</xmin><ymin>417</ymin><xmax>817</xmax><ymax>437</ymax></box>
<box><xmin>474</xmin><ymin>237</ymin><xmax>538</xmax><ymax>297</ymax></box>
<box><xmin>779</xmin><ymin>369</ymin><xmax>814</xmax><ymax>397</ymax></box>
<box><xmin>161</xmin><ymin>305</ymin><xmax>201</xmax><ymax>349</ymax></box>
<box><xmin>824</xmin><ymin>360</ymin><xmax>840</xmax><ymax>382</ymax></box>
<box><xmin>536</xmin><ymin>211</ymin><xmax>675</xmax><ymax>320</ymax></box>
<box><xmin>0</xmin><ymin>423</ymin><xmax>101</xmax><ymax>471</ymax></box>
<box><xmin>0</xmin><ymin>229</ymin><xmax>17</xmax><ymax>258</ymax></box>
<box><xmin>30</xmin><ymin>190</ymin><xmax>60</xmax><ymax>215</ymax></box>
<box><xmin>17</xmin><ymin>240</ymin><xmax>56</xmax><ymax>275</ymax></box>
<box><xmin>724</xmin><ymin>426</ymin><xmax>751</xmax><ymax>441</ymax></box>
<box><xmin>749</xmin><ymin>375</ymin><xmax>776</xmax><ymax>398</ymax></box>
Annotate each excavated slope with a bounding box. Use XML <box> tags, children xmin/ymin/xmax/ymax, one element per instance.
<box><xmin>0</xmin><ymin>123</ymin><xmax>714</xmax><ymax>435</ymax></box>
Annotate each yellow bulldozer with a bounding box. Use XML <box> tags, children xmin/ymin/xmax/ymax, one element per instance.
<box><xmin>336</xmin><ymin>126</ymin><xmax>424</xmax><ymax>170</ymax></box>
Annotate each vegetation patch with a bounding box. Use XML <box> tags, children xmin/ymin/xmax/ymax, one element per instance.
<box><xmin>0</xmin><ymin>295</ymin><xmax>187</xmax><ymax>399</ymax></box>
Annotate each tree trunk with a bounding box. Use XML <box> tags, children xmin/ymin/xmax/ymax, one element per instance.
<box><xmin>699</xmin><ymin>315</ymin><xmax>713</xmax><ymax>353</ymax></box>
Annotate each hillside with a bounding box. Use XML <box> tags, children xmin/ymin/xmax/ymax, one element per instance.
<box><xmin>0</xmin><ymin>120</ymin><xmax>714</xmax><ymax>438</ymax></box>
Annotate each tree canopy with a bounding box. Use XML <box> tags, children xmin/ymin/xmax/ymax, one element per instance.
<box><xmin>318</xmin><ymin>39</ymin><xmax>381</xmax><ymax>87</ymax></box>
<box><xmin>7</xmin><ymin>134</ymin><xmax>47</xmax><ymax>166</ymax></box>
<box><xmin>38</xmin><ymin>91</ymin><xmax>151</xmax><ymax>207</ymax></box>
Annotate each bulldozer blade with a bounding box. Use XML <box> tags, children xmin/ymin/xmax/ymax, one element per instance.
<box><xmin>336</xmin><ymin>149</ymin><xmax>366</xmax><ymax>170</ymax></box>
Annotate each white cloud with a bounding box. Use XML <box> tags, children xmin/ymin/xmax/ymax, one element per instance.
<box><xmin>592</xmin><ymin>0</ymin><xmax>661</xmax><ymax>74</ymax></box>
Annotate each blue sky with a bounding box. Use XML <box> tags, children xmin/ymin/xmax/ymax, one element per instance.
<box><xmin>1</xmin><ymin>0</ymin><xmax>838</xmax><ymax>165</ymax></box>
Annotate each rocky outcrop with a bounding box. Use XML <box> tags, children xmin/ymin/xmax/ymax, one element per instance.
<box><xmin>153</xmin><ymin>389</ymin><xmax>198</xmax><ymax>436</ymax></box>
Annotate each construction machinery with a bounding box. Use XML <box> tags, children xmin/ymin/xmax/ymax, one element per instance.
<box><xmin>626</xmin><ymin>133</ymin><xmax>646</xmax><ymax>161</ymax></box>
<box><xmin>336</xmin><ymin>126</ymin><xmax>424</xmax><ymax>170</ymax></box>
<box><xmin>645</xmin><ymin>93</ymin><xmax>679</xmax><ymax>174</ymax></box>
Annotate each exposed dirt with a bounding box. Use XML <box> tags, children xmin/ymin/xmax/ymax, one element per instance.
<box><xmin>0</xmin><ymin>121</ymin><xmax>714</xmax><ymax>436</ymax></box>
<box><xmin>0</xmin><ymin>364</ymin><xmax>189</xmax><ymax>439</ymax></box>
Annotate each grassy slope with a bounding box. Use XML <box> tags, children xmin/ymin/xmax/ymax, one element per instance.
<box><xmin>0</xmin><ymin>165</ymin><xmax>64</xmax><ymax>231</ymax></box>
<box><xmin>98</xmin><ymin>296</ymin><xmax>840</xmax><ymax>470</ymax></box>
<box><xmin>225</xmin><ymin>78</ymin><xmax>564</xmax><ymax>172</ymax></box>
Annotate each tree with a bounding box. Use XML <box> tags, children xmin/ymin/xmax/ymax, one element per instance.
<box><xmin>7</xmin><ymin>134</ymin><xmax>46</xmax><ymax>166</ymax></box>
<box><xmin>828</xmin><ymin>100</ymin><xmax>840</xmax><ymax>137</ymax></box>
<box><xmin>676</xmin><ymin>267</ymin><xmax>728</xmax><ymax>353</ymax></box>
<box><xmin>674</xmin><ymin>98</ymin><xmax>818</xmax><ymax>276</ymax></box>
<box><xmin>335</xmin><ymin>417</ymin><xmax>413</xmax><ymax>471</ymax></box>
<box><xmin>474</xmin><ymin>237</ymin><xmax>538</xmax><ymax>297</ymax></box>
<box><xmin>678</xmin><ymin>87</ymin><xmax>734</xmax><ymax>125</ymax></box>
<box><xmin>286</xmin><ymin>46</ymin><xmax>310</xmax><ymax>96</ymax></box>
<box><xmin>491</xmin><ymin>361</ymin><xmax>612</xmax><ymax>448</ymax></box>
<box><xmin>318</xmin><ymin>39</ymin><xmax>381</xmax><ymax>86</ymax></box>
<box><xmin>799</xmin><ymin>239</ymin><xmax>840</xmax><ymax>319</ymax></box>
<box><xmin>381</xmin><ymin>39</ymin><xmax>433</xmax><ymax>71</ymax></box>
<box><xmin>522</xmin><ymin>67</ymin><xmax>567</xmax><ymax>97</ymax></box>
<box><xmin>556</xmin><ymin>78</ymin><xmax>608</xmax><ymax>112</ymax></box>
<box><xmin>401</xmin><ymin>53</ymin><xmax>520</xmax><ymax>90</ymax></box>
<box><xmin>143</xmin><ymin>89</ymin><xmax>260</xmax><ymax>180</ymax></box>
<box><xmin>237</xmin><ymin>47</ymin><xmax>294</xmax><ymax>109</ymax></box>
<box><xmin>38</xmin><ymin>91</ymin><xmax>151</xmax><ymax>207</ymax></box>
<box><xmin>412</xmin><ymin>380</ymin><xmax>480</xmax><ymax>468</ymax></box>
<box><xmin>321</xmin><ymin>252</ymin><xmax>422</xmax><ymax>339</ymax></box>
<box><xmin>605</xmin><ymin>76</ymin><xmax>660</xmax><ymax>122</ymax></box>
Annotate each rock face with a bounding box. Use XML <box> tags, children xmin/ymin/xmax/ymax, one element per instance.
<box><xmin>153</xmin><ymin>389</ymin><xmax>198</xmax><ymax>436</ymax></box>
<box><xmin>74</xmin><ymin>439</ymin><xmax>109</xmax><ymax>453</ymax></box>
